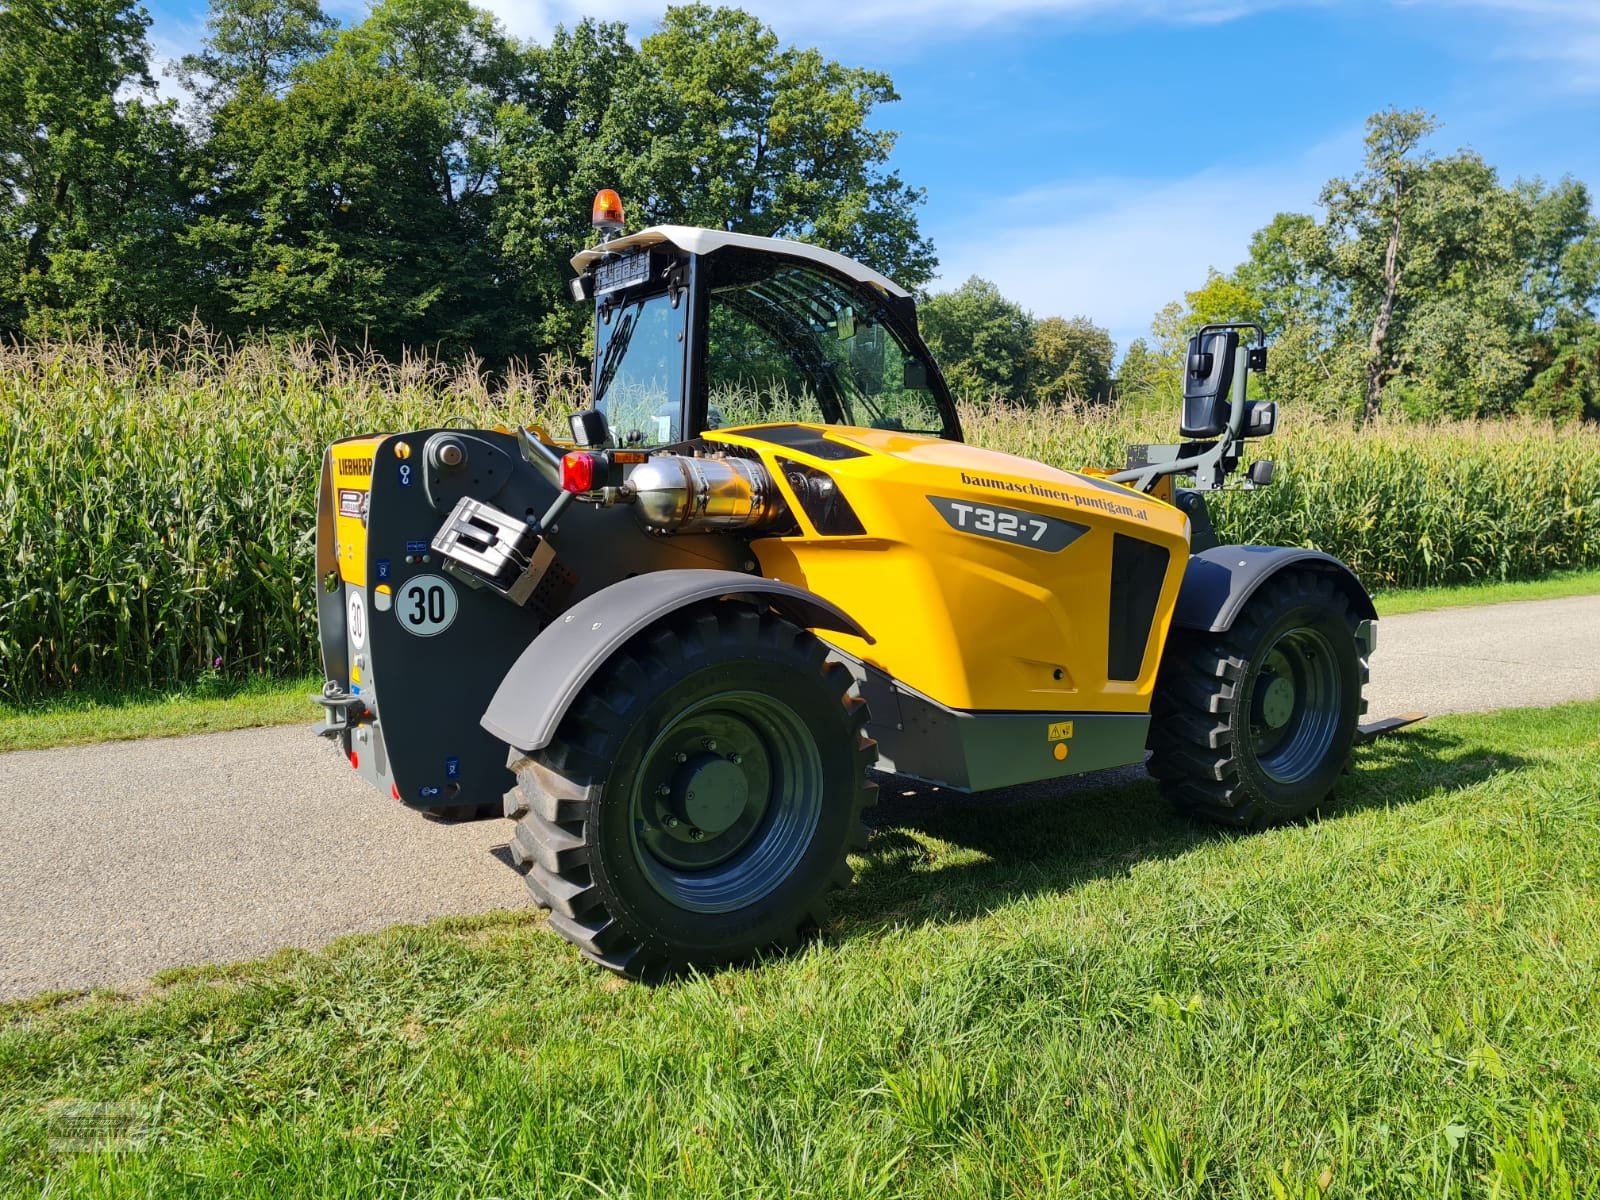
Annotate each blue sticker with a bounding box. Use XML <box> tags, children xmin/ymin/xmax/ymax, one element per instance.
<box><xmin>418</xmin><ymin>785</ymin><xmax>441</xmax><ymax>798</ymax></box>
<box><xmin>405</xmin><ymin>539</ymin><xmax>428</xmax><ymax>555</ymax></box>
<box><xmin>398</xmin><ymin>462</ymin><xmax>414</xmax><ymax>488</ymax></box>
<box><xmin>351</xmin><ymin>683</ymin><xmax>361</xmax><ymax>694</ymax></box>
<box><xmin>445</xmin><ymin>756</ymin><xmax>460</xmax><ymax>780</ymax></box>
<box><xmin>376</xmin><ymin>558</ymin><xmax>391</xmax><ymax>582</ymax></box>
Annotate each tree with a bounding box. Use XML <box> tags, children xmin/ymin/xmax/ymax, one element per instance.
<box><xmin>1114</xmin><ymin>337</ymin><xmax>1163</xmax><ymax>403</ymax></box>
<box><xmin>495</xmin><ymin>18</ymin><xmax>664</xmax><ymax>353</ymax></box>
<box><xmin>1151</xmin><ymin>270</ymin><xmax>1263</xmax><ymax>364</ymax></box>
<box><xmin>1027</xmin><ymin>316</ymin><xmax>1114</xmax><ymax>404</ymax></box>
<box><xmin>178</xmin><ymin>0</ymin><xmax>335</xmax><ymax>103</ymax></box>
<box><xmin>1150</xmin><ymin>111</ymin><xmax>1600</xmax><ymax>422</ymax></box>
<box><xmin>1522</xmin><ymin>322</ymin><xmax>1600</xmax><ymax>421</ymax></box>
<box><xmin>638</xmin><ymin>6</ymin><xmax>935</xmax><ymax>288</ymax></box>
<box><xmin>918</xmin><ymin>276</ymin><xmax>1032</xmax><ymax>399</ymax></box>
<box><xmin>1236</xmin><ymin>212</ymin><xmax>1332</xmax><ymax>338</ymax></box>
<box><xmin>1318</xmin><ymin>109</ymin><xmax>1438</xmax><ymax>419</ymax></box>
<box><xmin>185</xmin><ymin>0</ymin><xmax>527</xmax><ymax>354</ymax></box>
<box><xmin>0</xmin><ymin>0</ymin><xmax>195</xmax><ymax>336</ymax></box>
<box><xmin>189</xmin><ymin>56</ymin><xmax>504</xmax><ymax>352</ymax></box>
<box><xmin>494</xmin><ymin>6</ymin><xmax>937</xmax><ymax>360</ymax></box>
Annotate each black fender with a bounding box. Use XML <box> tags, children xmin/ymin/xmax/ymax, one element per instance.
<box><xmin>1171</xmin><ymin>544</ymin><xmax>1377</xmax><ymax>634</ymax></box>
<box><xmin>481</xmin><ymin>569</ymin><xmax>871</xmax><ymax>753</ymax></box>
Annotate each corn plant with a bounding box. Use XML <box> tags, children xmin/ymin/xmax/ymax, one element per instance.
<box><xmin>2</xmin><ymin>336</ymin><xmax>1597</xmax><ymax>699</ymax></box>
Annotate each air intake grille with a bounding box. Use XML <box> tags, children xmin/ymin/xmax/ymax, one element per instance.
<box><xmin>1107</xmin><ymin>534</ymin><xmax>1170</xmax><ymax>681</ymax></box>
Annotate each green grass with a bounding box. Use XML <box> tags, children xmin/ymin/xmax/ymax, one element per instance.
<box><xmin>4</xmin><ymin>700</ymin><xmax>1598</xmax><ymax>1197</ymax></box>
<box><xmin>0</xmin><ymin>673</ymin><xmax>318</xmax><ymax>752</ymax></box>
<box><xmin>1373</xmin><ymin>567</ymin><xmax>1600</xmax><ymax>616</ymax></box>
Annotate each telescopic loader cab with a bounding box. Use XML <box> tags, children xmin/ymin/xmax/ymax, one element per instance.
<box><xmin>315</xmin><ymin>195</ymin><xmax>1389</xmax><ymax>979</ymax></box>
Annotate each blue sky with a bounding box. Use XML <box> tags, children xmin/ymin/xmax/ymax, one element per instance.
<box><xmin>142</xmin><ymin>0</ymin><xmax>1600</xmax><ymax>356</ymax></box>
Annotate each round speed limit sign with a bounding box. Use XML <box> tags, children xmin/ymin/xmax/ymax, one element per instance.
<box><xmin>394</xmin><ymin>574</ymin><xmax>459</xmax><ymax>637</ymax></box>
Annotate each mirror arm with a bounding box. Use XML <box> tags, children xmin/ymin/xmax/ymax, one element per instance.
<box><xmin>1225</xmin><ymin>343</ymin><xmax>1251</xmax><ymax>440</ymax></box>
<box><xmin>1110</xmin><ymin>346</ymin><xmax>1252</xmax><ymax>494</ymax></box>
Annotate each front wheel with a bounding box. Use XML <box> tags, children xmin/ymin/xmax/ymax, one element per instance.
<box><xmin>1147</xmin><ymin>570</ymin><xmax>1365</xmax><ymax>828</ymax></box>
<box><xmin>502</xmin><ymin>603</ymin><xmax>876</xmax><ymax>980</ymax></box>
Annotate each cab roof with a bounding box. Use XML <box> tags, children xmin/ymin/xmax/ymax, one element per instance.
<box><xmin>569</xmin><ymin>225</ymin><xmax>910</xmax><ymax>300</ymax></box>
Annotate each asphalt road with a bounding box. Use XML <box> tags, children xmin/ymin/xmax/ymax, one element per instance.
<box><xmin>3</xmin><ymin>593</ymin><xmax>1598</xmax><ymax>1001</ymax></box>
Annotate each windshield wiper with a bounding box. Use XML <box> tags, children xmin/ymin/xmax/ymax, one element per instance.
<box><xmin>593</xmin><ymin>304</ymin><xmax>641</xmax><ymax>413</ymax></box>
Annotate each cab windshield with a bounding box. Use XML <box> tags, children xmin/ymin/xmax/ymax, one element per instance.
<box><xmin>589</xmin><ymin>249</ymin><xmax>947</xmax><ymax>447</ymax></box>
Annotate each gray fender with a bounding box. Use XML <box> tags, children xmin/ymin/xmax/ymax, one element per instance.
<box><xmin>481</xmin><ymin>569</ymin><xmax>871</xmax><ymax>753</ymax></box>
<box><xmin>1172</xmin><ymin>544</ymin><xmax>1377</xmax><ymax>633</ymax></box>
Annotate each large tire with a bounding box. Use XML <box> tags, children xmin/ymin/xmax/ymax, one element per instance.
<box><xmin>1147</xmin><ymin>570</ymin><xmax>1366</xmax><ymax>828</ymax></box>
<box><xmin>502</xmin><ymin>603</ymin><xmax>877</xmax><ymax>981</ymax></box>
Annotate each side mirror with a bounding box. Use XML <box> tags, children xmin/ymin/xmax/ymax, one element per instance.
<box><xmin>569</xmin><ymin>409</ymin><xmax>611</xmax><ymax>448</ymax></box>
<box><xmin>1179</xmin><ymin>329</ymin><xmax>1238</xmax><ymax>439</ymax></box>
<box><xmin>1242</xmin><ymin>400</ymin><xmax>1277</xmax><ymax>438</ymax></box>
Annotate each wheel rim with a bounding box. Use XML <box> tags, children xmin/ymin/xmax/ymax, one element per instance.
<box><xmin>1247</xmin><ymin>626</ymin><xmax>1344</xmax><ymax>785</ymax></box>
<box><xmin>629</xmin><ymin>689</ymin><xmax>823</xmax><ymax>913</ymax></box>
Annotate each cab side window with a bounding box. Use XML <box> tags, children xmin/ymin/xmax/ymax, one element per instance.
<box><xmin>703</xmin><ymin>256</ymin><xmax>944</xmax><ymax>434</ymax></box>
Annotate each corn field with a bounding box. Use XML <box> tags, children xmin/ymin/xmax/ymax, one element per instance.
<box><xmin>3</xmin><ymin>335</ymin><xmax>1598</xmax><ymax>699</ymax></box>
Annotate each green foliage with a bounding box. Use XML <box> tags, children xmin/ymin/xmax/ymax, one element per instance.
<box><xmin>1113</xmin><ymin>336</ymin><xmax>1163</xmax><ymax>404</ymax></box>
<box><xmin>917</xmin><ymin>277</ymin><xmax>1117</xmax><ymax>405</ymax></box>
<box><xmin>183</xmin><ymin>0</ymin><xmax>524</xmax><ymax>355</ymax></box>
<box><xmin>0</xmin><ymin>0</ymin><xmax>195</xmax><ymax>337</ymax></box>
<box><xmin>1145</xmin><ymin>109</ymin><xmax>1600</xmax><ymax>422</ymax></box>
<box><xmin>1522</xmin><ymin>322</ymin><xmax>1600</xmax><ymax>421</ymax></box>
<box><xmin>177</xmin><ymin>0</ymin><xmax>335</xmax><ymax>100</ymax></box>
<box><xmin>919</xmin><ymin>276</ymin><xmax>1033</xmax><ymax>397</ymax></box>
<box><xmin>494</xmin><ymin>19</ymin><xmax>659</xmax><ymax>353</ymax></box>
<box><xmin>1152</xmin><ymin>269</ymin><xmax>1264</xmax><ymax>363</ymax></box>
<box><xmin>4</xmin><ymin>336</ymin><xmax>1598</xmax><ymax>698</ymax></box>
<box><xmin>0</xmin><ymin>335</ymin><xmax>582</xmax><ymax>699</ymax></box>
<box><xmin>641</xmin><ymin>5</ymin><xmax>935</xmax><ymax>287</ymax></box>
<box><xmin>189</xmin><ymin>55</ymin><xmax>511</xmax><ymax>354</ymax></box>
<box><xmin>1026</xmin><ymin>315</ymin><xmax>1114</xmax><ymax>404</ymax></box>
<box><xmin>3</xmin><ymin>0</ymin><xmax>937</xmax><ymax>361</ymax></box>
<box><xmin>4</xmin><ymin>699</ymin><xmax>1600</xmax><ymax>1194</ymax></box>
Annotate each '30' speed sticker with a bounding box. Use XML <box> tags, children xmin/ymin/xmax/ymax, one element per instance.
<box><xmin>395</xmin><ymin>574</ymin><xmax>458</xmax><ymax>637</ymax></box>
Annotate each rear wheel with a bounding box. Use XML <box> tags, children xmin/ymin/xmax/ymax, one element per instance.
<box><xmin>503</xmin><ymin>603</ymin><xmax>876</xmax><ymax>980</ymax></box>
<box><xmin>1147</xmin><ymin>571</ymin><xmax>1365</xmax><ymax>828</ymax></box>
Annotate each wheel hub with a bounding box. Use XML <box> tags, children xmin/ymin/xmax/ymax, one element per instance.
<box><xmin>638</xmin><ymin>710</ymin><xmax>774</xmax><ymax>871</ymax></box>
<box><xmin>672</xmin><ymin>754</ymin><xmax>747</xmax><ymax>834</ymax></box>
<box><xmin>1246</xmin><ymin>626</ymin><xmax>1345</xmax><ymax>786</ymax></box>
<box><xmin>628</xmin><ymin>686</ymin><xmax>826</xmax><ymax>914</ymax></box>
<box><xmin>1257</xmin><ymin>673</ymin><xmax>1296</xmax><ymax>729</ymax></box>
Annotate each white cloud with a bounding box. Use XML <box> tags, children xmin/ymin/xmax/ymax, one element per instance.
<box><xmin>926</xmin><ymin>129</ymin><xmax>1361</xmax><ymax>355</ymax></box>
<box><xmin>1423</xmin><ymin>0</ymin><xmax>1600</xmax><ymax>92</ymax></box>
<box><xmin>473</xmin><ymin>0</ymin><xmax>1289</xmax><ymax>43</ymax></box>
<box><xmin>476</xmin><ymin>0</ymin><xmax>1600</xmax><ymax>94</ymax></box>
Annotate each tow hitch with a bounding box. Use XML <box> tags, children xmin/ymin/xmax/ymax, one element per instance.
<box><xmin>312</xmin><ymin>685</ymin><xmax>368</xmax><ymax>739</ymax></box>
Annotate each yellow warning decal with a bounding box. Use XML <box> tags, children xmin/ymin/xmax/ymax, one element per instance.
<box><xmin>1047</xmin><ymin>720</ymin><xmax>1074</xmax><ymax>742</ymax></box>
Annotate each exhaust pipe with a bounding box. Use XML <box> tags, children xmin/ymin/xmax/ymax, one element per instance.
<box><xmin>626</xmin><ymin>454</ymin><xmax>788</xmax><ymax>533</ymax></box>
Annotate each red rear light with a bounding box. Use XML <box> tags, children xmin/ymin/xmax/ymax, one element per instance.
<box><xmin>561</xmin><ymin>451</ymin><xmax>602</xmax><ymax>493</ymax></box>
<box><xmin>349</xmin><ymin>750</ymin><xmax>359</xmax><ymax>769</ymax></box>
